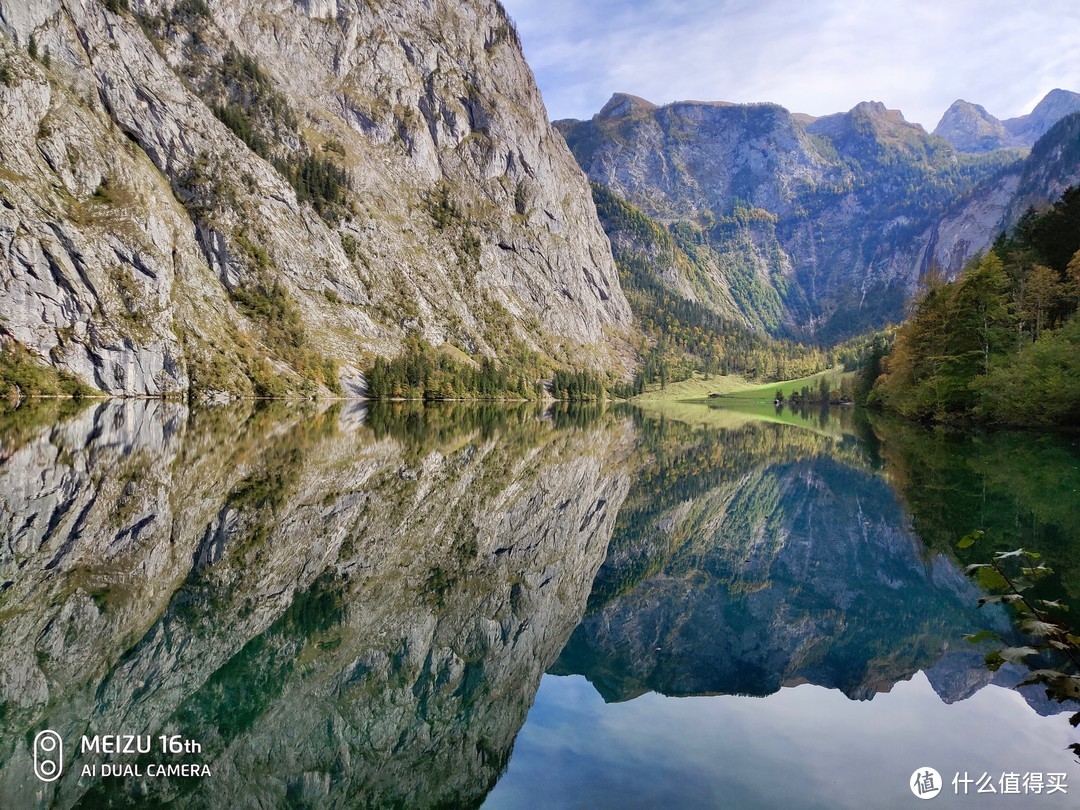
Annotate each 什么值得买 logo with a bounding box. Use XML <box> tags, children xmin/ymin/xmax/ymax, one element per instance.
<box><xmin>911</xmin><ymin>766</ymin><xmax>942</xmax><ymax>799</ymax></box>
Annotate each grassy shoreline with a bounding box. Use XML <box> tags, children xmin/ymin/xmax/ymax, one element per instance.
<box><xmin>631</xmin><ymin>367</ymin><xmax>853</xmax><ymax>403</ymax></box>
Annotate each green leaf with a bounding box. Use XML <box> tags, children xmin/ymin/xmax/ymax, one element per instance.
<box><xmin>964</xmin><ymin>564</ymin><xmax>990</xmax><ymax>574</ymax></box>
<box><xmin>1040</xmin><ymin>600</ymin><xmax>1068</xmax><ymax>611</ymax></box>
<box><xmin>974</xmin><ymin>566</ymin><xmax>1010</xmax><ymax>591</ymax></box>
<box><xmin>964</xmin><ymin>630</ymin><xmax>1001</xmax><ymax>644</ymax></box>
<box><xmin>985</xmin><ymin>650</ymin><xmax>1005</xmax><ymax>672</ymax></box>
<box><xmin>957</xmin><ymin>534</ymin><xmax>978</xmax><ymax>549</ymax></box>
<box><xmin>1009</xmin><ymin>577</ymin><xmax>1035</xmax><ymax>593</ymax></box>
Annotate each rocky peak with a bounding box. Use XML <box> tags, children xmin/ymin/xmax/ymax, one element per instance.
<box><xmin>595</xmin><ymin>92</ymin><xmax>657</xmax><ymax>120</ymax></box>
<box><xmin>1005</xmin><ymin>88</ymin><xmax>1080</xmax><ymax>144</ymax></box>
<box><xmin>808</xmin><ymin>100</ymin><xmax>927</xmax><ymax>145</ymax></box>
<box><xmin>933</xmin><ymin>99</ymin><xmax>1011</xmax><ymax>153</ymax></box>
<box><xmin>845</xmin><ymin>101</ymin><xmax>914</xmax><ymax>129</ymax></box>
<box><xmin>852</xmin><ymin>100</ymin><xmax>900</xmax><ymax>120</ymax></box>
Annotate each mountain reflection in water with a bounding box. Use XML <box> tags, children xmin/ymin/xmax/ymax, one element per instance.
<box><xmin>555</xmin><ymin>409</ymin><xmax>1007</xmax><ymax>703</ymax></box>
<box><xmin>0</xmin><ymin>400</ymin><xmax>631</xmax><ymax>808</ymax></box>
<box><xmin>0</xmin><ymin>400</ymin><xmax>1076</xmax><ymax>808</ymax></box>
<box><xmin>492</xmin><ymin>406</ymin><xmax>1080</xmax><ymax>809</ymax></box>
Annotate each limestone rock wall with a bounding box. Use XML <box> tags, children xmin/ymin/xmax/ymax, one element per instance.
<box><xmin>0</xmin><ymin>0</ymin><xmax>632</xmax><ymax>397</ymax></box>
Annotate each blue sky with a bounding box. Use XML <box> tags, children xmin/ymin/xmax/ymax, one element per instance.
<box><xmin>499</xmin><ymin>0</ymin><xmax>1080</xmax><ymax>129</ymax></box>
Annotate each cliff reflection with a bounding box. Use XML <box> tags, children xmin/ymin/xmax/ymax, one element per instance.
<box><xmin>0</xmin><ymin>400</ymin><xmax>631</xmax><ymax>808</ymax></box>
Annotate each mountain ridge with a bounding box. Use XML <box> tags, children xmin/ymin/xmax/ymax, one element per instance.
<box><xmin>557</xmin><ymin>89</ymin><xmax>1080</xmax><ymax>340</ymax></box>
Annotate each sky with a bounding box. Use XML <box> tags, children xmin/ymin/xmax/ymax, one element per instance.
<box><xmin>498</xmin><ymin>0</ymin><xmax>1080</xmax><ymax>129</ymax></box>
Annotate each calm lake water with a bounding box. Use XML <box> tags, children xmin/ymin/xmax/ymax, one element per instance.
<box><xmin>0</xmin><ymin>399</ymin><xmax>1077</xmax><ymax>808</ymax></box>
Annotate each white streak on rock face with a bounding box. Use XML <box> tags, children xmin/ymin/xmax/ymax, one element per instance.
<box><xmin>0</xmin><ymin>0</ymin><xmax>632</xmax><ymax>395</ymax></box>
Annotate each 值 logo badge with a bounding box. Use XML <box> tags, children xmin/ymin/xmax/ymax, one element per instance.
<box><xmin>910</xmin><ymin>766</ymin><xmax>942</xmax><ymax>799</ymax></box>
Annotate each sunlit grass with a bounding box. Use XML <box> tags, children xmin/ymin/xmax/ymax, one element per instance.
<box><xmin>632</xmin><ymin>367</ymin><xmax>854</xmax><ymax>403</ymax></box>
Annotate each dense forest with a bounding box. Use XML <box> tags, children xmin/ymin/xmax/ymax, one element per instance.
<box><xmin>363</xmin><ymin>186</ymin><xmax>855</xmax><ymax>402</ymax></box>
<box><xmin>870</xmin><ymin>187</ymin><xmax>1080</xmax><ymax>425</ymax></box>
<box><xmin>591</xmin><ymin>184</ymin><xmax>838</xmax><ymax>391</ymax></box>
<box><xmin>366</xmin><ymin>339</ymin><xmax>539</xmax><ymax>401</ymax></box>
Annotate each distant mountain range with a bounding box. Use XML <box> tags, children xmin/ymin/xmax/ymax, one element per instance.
<box><xmin>933</xmin><ymin>89</ymin><xmax>1080</xmax><ymax>153</ymax></box>
<box><xmin>556</xmin><ymin>90</ymin><xmax>1080</xmax><ymax>340</ymax></box>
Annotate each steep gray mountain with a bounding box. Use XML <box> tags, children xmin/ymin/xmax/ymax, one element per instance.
<box><xmin>933</xmin><ymin>99</ymin><xmax>1017</xmax><ymax>153</ymax></box>
<box><xmin>933</xmin><ymin>90</ymin><xmax>1080</xmax><ymax>153</ymax></box>
<box><xmin>561</xmin><ymin>91</ymin><xmax>1080</xmax><ymax>339</ymax></box>
<box><xmin>559</xmin><ymin>96</ymin><xmax>1017</xmax><ymax>338</ymax></box>
<box><xmin>0</xmin><ymin>0</ymin><xmax>631</xmax><ymax>398</ymax></box>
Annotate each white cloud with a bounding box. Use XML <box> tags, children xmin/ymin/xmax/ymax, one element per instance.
<box><xmin>501</xmin><ymin>0</ymin><xmax>1080</xmax><ymax>128</ymax></box>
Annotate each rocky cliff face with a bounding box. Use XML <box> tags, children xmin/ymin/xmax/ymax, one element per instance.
<box><xmin>0</xmin><ymin>0</ymin><xmax>631</xmax><ymax>398</ymax></box>
<box><xmin>918</xmin><ymin>112</ymin><xmax>1080</xmax><ymax>278</ymax></box>
<box><xmin>0</xmin><ymin>400</ymin><xmax>633</xmax><ymax>807</ymax></box>
<box><xmin>559</xmin><ymin>92</ymin><xmax>1080</xmax><ymax>339</ymax></box>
